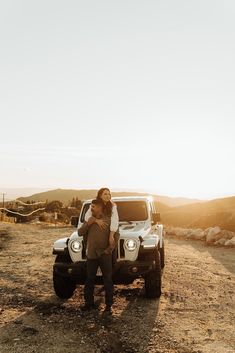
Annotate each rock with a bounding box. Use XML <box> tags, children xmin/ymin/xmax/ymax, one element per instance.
<box><xmin>204</xmin><ymin>227</ymin><xmax>212</xmax><ymax>236</ymax></box>
<box><xmin>13</xmin><ymin>319</ymin><xmax>23</xmax><ymax>324</ymax></box>
<box><xmin>206</xmin><ymin>226</ymin><xmax>221</xmax><ymax>243</ymax></box>
<box><xmin>167</xmin><ymin>225</ymin><xmax>234</xmax><ymax>247</ymax></box>
<box><xmin>221</xmin><ymin>230</ymin><xmax>235</xmax><ymax>240</ymax></box>
<box><xmin>187</xmin><ymin>229</ymin><xmax>205</xmax><ymax>240</ymax></box>
<box><xmin>166</xmin><ymin>227</ymin><xmax>188</xmax><ymax>237</ymax></box>
<box><xmin>174</xmin><ymin>228</ymin><xmax>188</xmax><ymax>237</ymax></box>
<box><xmin>215</xmin><ymin>238</ymin><xmax>226</xmax><ymax>245</ymax></box>
<box><xmin>224</xmin><ymin>236</ymin><xmax>235</xmax><ymax>247</ymax></box>
<box><xmin>207</xmin><ymin>328</ymin><xmax>212</xmax><ymax>336</ymax></box>
<box><xmin>21</xmin><ymin>325</ymin><xmax>39</xmax><ymax>335</ymax></box>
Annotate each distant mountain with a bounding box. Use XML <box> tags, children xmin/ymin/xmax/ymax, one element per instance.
<box><xmin>18</xmin><ymin>189</ymin><xmax>98</xmax><ymax>204</ymax></box>
<box><xmin>17</xmin><ymin>188</ymin><xmax>201</xmax><ymax>208</ymax></box>
<box><xmin>0</xmin><ymin>188</ymin><xmax>54</xmax><ymax>201</ymax></box>
<box><xmin>15</xmin><ymin>188</ymin><xmax>235</xmax><ymax>231</ymax></box>
<box><xmin>152</xmin><ymin>195</ymin><xmax>203</xmax><ymax>208</ymax></box>
<box><xmin>161</xmin><ymin>196</ymin><xmax>235</xmax><ymax>231</ymax></box>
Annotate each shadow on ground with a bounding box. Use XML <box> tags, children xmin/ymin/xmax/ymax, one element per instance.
<box><xmin>0</xmin><ymin>282</ymin><xmax>161</xmax><ymax>353</ymax></box>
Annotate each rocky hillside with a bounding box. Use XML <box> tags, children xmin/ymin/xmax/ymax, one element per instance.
<box><xmin>161</xmin><ymin>196</ymin><xmax>235</xmax><ymax>232</ymax></box>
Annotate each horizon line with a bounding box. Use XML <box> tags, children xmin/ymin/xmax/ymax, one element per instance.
<box><xmin>1</xmin><ymin>186</ymin><xmax>235</xmax><ymax>201</ymax></box>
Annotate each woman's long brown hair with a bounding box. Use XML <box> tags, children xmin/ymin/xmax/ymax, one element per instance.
<box><xmin>96</xmin><ymin>187</ymin><xmax>113</xmax><ymax>217</ymax></box>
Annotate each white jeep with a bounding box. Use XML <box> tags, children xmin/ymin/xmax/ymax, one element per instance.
<box><xmin>52</xmin><ymin>196</ymin><xmax>164</xmax><ymax>299</ymax></box>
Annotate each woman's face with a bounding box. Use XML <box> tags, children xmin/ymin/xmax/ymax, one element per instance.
<box><xmin>101</xmin><ymin>189</ymin><xmax>111</xmax><ymax>203</ymax></box>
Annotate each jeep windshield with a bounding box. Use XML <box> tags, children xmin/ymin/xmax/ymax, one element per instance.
<box><xmin>116</xmin><ymin>201</ymin><xmax>148</xmax><ymax>222</ymax></box>
<box><xmin>80</xmin><ymin>200</ymin><xmax>148</xmax><ymax>223</ymax></box>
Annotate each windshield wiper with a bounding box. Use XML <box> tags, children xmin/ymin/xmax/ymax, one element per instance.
<box><xmin>119</xmin><ymin>220</ymin><xmax>133</xmax><ymax>224</ymax></box>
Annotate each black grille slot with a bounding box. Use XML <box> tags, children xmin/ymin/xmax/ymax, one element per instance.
<box><xmin>82</xmin><ymin>240</ymin><xmax>86</xmax><ymax>259</ymax></box>
<box><xmin>137</xmin><ymin>252</ymin><xmax>146</xmax><ymax>261</ymax></box>
<box><xmin>119</xmin><ymin>239</ymin><xmax>125</xmax><ymax>258</ymax></box>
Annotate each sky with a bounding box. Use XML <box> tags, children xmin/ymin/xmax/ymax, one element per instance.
<box><xmin>0</xmin><ymin>0</ymin><xmax>235</xmax><ymax>199</ymax></box>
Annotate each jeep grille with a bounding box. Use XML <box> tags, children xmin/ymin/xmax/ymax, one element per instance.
<box><xmin>118</xmin><ymin>239</ymin><xmax>125</xmax><ymax>259</ymax></box>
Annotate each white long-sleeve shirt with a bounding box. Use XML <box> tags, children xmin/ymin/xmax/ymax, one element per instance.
<box><xmin>84</xmin><ymin>203</ymin><xmax>119</xmax><ymax>232</ymax></box>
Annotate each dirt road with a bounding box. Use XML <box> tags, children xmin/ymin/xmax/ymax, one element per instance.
<box><xmin>0</xmin><ymin>223</ymin><xmax>234</xmax><ymax>353</ymax></box>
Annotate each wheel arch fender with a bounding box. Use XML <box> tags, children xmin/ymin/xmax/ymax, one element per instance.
<box><xmin>156</xmin><ymin>224</ymin><xmax>164</xmax><ymax>248</ymax></box>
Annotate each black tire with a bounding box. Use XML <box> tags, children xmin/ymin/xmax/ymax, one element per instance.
<box><xmin>145</xmin><ymin>249</ymin><xmax>161</xmax><ymax>299</ymax></box>
<box><xmin>159</xmin><ymin>242</ymin><xmax>165</xmax><ymax>269</ymax></box>
<box><xmin>53</xmin><ymin>255</ymin><xmax>76</xmax><ymax>299</ymax></box>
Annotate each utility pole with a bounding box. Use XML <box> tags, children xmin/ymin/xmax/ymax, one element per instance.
<box><xmin>1</xmin><ymin>193</ymin><xmax>5</xmax><ymax>221</ymax></box>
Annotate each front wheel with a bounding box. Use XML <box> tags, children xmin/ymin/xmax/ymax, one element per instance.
<box><xmin>53</xmin><ymin>255</ymin><xmax>76</xmax><ymax>299</ymax></box>
<box><xmin>145</xmin><ymin>249</ymin><xmax>162</xmax><ymax>299</ymax></box>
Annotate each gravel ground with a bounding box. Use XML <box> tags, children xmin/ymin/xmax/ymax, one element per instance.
<box><xmin>0</xmin><ymin>223</ymin><xmax>234</xmax><ymax>353</ymax></box>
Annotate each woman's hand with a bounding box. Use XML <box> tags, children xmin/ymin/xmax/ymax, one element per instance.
<box><xmin>95</xmin><ymin>219</ymin><xmax>107</xmax><ymax>229</ymax></box>
<box><xmin>104</xmin><ymin>246</ymin><xmax>112</xmax><ymax>255</ymax></box>
<box><xmin>87</xmin><ymin>216</ymin><xmax>96</xmax><ymax>226</ymax></box>
<box><xmin>109</xmin><ymin>232</ymin><xmax>116</xmax><ymax>249</ymax></box>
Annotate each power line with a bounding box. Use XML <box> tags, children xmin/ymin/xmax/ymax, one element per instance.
<box><xmin>0</xmin><ymin>207</ymin><xmax>45</xmax><ymax>217</ymax></box>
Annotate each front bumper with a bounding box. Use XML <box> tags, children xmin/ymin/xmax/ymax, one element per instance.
<box><xmin>53</xmin><ymin>260</ymin><xmax>154</xmax><ymax>284</ymax></box>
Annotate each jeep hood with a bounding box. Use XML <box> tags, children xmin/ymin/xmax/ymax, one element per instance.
<box><xmin>119</xmin><ymin>221</ymin><xmax>151</xmax><ymax>238</ymax></box>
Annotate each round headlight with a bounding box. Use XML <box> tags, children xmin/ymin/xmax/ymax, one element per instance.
<box><xmin>71</xmin><ymin>240</ymin><xmax>82</xmax><ymax>252</ymax></box>
<box><xmin>125</xmin><ymin>239</ymin><xmax>137</xmax><ymax>251</ymax></box>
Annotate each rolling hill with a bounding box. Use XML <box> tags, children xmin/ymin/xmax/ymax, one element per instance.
<box><xmin>15</xmin><ymin>188</ymin><xmax>235</xmax><ymax>231</ymax></box>
<box><xmin>17</xmin><ymin>188</ymin><xmax>202</xmax><ymax>208</ymax></box>
<box><xmin>161</xmin><ymin>196</ymin><xmax>235</xmax><ymax>231</ymax></box>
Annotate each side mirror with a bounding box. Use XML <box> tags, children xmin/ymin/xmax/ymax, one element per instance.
<box><xmin>70</xmin><ymin>216</ymin><xmax>79</xmax><ymax>227</ymax></box>
<box><xmin>152</xmin><ymin>212</ymin><xmax>161</xmax><ymax>224</ymax></box>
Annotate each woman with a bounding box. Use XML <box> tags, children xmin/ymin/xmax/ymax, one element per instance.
<box><xmin>84</xmin><ymin>187</ymin><xmax>119</xmax><ymax>249</ymax></box>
